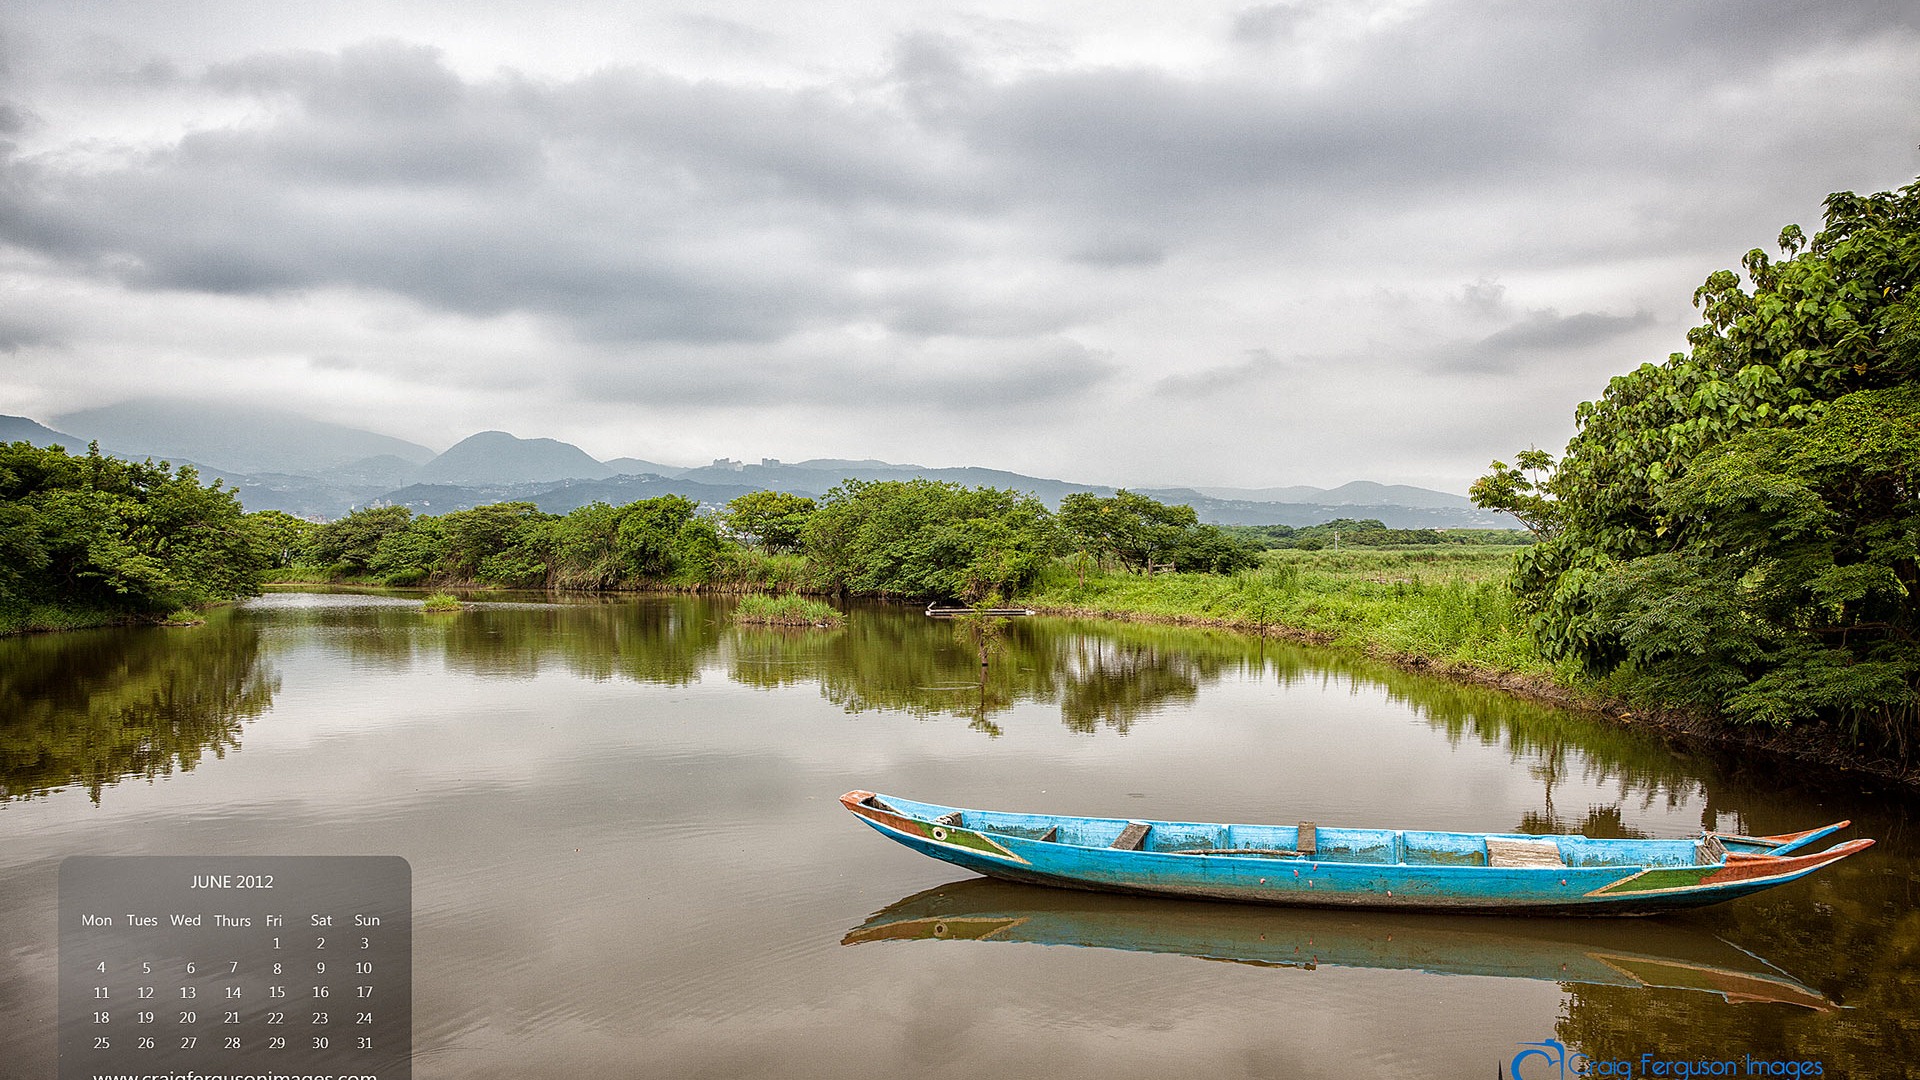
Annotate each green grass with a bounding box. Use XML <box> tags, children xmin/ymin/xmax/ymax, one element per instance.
<box><xmin>735</xmin><ymin>593</ymin><xmax>845</xmax><ymax>628</ymax></box>
<box><xmin>0</xmin><ymin>602</ymin><xmax>139</xmax><ymax>635</ymax></box>
<box><xmin>263</xmin><ymin>564</ymin><xmax>380</xmax><ymax>585</ymax></box>
<box><xmin>420</xmin><ymin>592</ymin><xmax>463</xmax><ymax>612</ymax></box>
<box><xmin>1021</xmin><ymin>547</ymin><xmax>1553</xmax><ymax>674</ymax></box>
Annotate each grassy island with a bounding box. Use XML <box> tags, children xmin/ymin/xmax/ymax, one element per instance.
<box><xmin>735</xmin><ymin>594</ymin><xmax>845</xmax><ymax>628</ymax></box>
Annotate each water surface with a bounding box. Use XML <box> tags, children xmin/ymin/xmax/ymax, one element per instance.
<box><xmin>2</xmin><ymin>592</ymin><xmax>1913</xmax><ymax>1078</ymax></box>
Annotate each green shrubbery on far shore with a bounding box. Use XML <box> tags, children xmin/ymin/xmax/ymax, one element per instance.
<box><xmin>1024</xmin><ymin>547</ymin><xmax>1551</xmax><ymax>675</ymax></box>
<box><xmin>1</xmin><ymin>441</ymin><xmax>264</xmax><ymax>634</ymax></box>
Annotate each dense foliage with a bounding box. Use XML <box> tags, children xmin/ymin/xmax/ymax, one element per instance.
<box><xmin>721</xmin><ymin>490</ymin><xmax>817</xmax><ymax>553</ymax></box>
<box><xmin>263</xmin><ymin>483</ymin><xmax>1269</xmax><ymax>602</ymax></box>
<box><xmin>1224</xmin><ymin>520</ymin><xmax>1533</xmax><ymax>551</ymax></box>
<box><xmin>301</xmin><ymin>495</ymin><xmax>728</xmax><ymax>590</ymax></box>
<box><xmin>1057</xmin><ymin>490</ymin><xmax>1261</xmax><ymax>573</ymax></box>
<box><xmin>0</xmin><ymin>442</ymin><xmax>264</xmax><ymax>630</ymax></box>
<box><xmin>803</xmin><ymin>479</ymin><xmax>1059</xmax><ymax>600</ymax></box>
<box><xmin>7</xmin><ymin>435</ymin><xmax>1453</xmax><ymax>646</ymax></box>
<box><xmin>1474</xmin><ymin>177</ymin><xmax>1919</xmax><ymax>744</ymax></box>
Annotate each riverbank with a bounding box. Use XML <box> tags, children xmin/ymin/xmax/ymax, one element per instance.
<box><xmin>1</xmin><ymin>603</ymin><xmax>213</xmax><ymax>635</ymax></box>
<box><xmin>131</xmin><ymin>554</ymin><xmax>1920</xmax><ymax>788</ymax></box>
<box><xmin>1021</xmin><ymin>551</ymin><xmax>1919</xmax><ymax>790</ymax></box>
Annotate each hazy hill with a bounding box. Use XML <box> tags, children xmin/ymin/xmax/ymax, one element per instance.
<box><xmin>1195</xmin><ymin>481</ymin><xmax>1477</xmax><ymax>510</ymax></box>
<box><xmin>602</xmin><ymin>457</ymin><xmax>685</xmax><ymax>477</ymax></box>
<box><xmin>415</xmin><ymin>431</ymin><xmax>612</xmax><ymax>485</ymax></box>
<box><xmin>53</xmin><ymin>399</ymin><xmax>436</xmax><ymax>474</ymax></box>
<box><xmin>1</xmin><ymin>415</ymin><xmax>84</xmax><ymax>448</ymax></box>
<box><xmin>678</xmin><ymin>459</ymin><xmax>1112</xmax><ymax>506</ymax></box>
<box><xmin>375</xmin><ymin>475</ymin><xmax>764</xmax><ymax>516</ymax></box>
<box><xmin>5</xmin><ymin>404</ymin><xmax>1515</xmax><ymax>527</ymax></box>
<box><xmin>1140</xmin><ymin>492</ymin><xmax>1515</xmax><ymax>528</ymax></box>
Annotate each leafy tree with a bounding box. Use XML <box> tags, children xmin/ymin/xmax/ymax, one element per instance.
<box><xmin>1171</xmin><ymin>523</ymin><xmax>1261</xmax><ymax>573</ymax></box>
<box><xmin>438</xmin><ymin>501</ymin><xmax>553</xmax><ymax>585</ymax></box>
<box><xmin>1474</xmin><ymin>176</ymin><xmax>1920</xmax><ymax>744</ymax></box>
<box><xmin>722</xmin><ymin>490</ymin><xmax>817</xmax><ymax>553</ymax></box>
<box><xmin>1057</xmin><ymin>490</ymin><xmax>1197</xmax><ymax>572</ymax></box>
<box><xmin>1585</xmin><ymin>385</ymin><xmax>1918</xmax><ymax>733</ymax></box>
<box><xmin>0</xmin><ymin>442</ymin><xmax>264</xmax><ymax>625</ymax></box>
<box><xmin>803</xmin><ymin>479</ymin><xmax>1058</xmax><ymax>600</ymax></box>
<box><xmin>1466</xmin><ymin>449</ymin><xmax>1560</xmax><ymax>539</ymax></box>
<box><xmin>310</xmin><ymin>505</ymin><xmax>414</xmax><ymax>574</ymax></box>
<box><xmin>549</xmin><ymin>502</ymin><xmax>626</xmax><ymax>590</ymax></box>
<box><xmin>613</xmin><ymin>494</ymin><xmax>703</xmax><ymax>579</ymax></box>
<box><xmin>243</xmin><ymin>510</ymin><xmax>319</xmax><ymax>569</ymax></box>
<box><xmin>369</xmin><ymin>515</ymin><xmax>446</xmax><ymax>586</ymax></box>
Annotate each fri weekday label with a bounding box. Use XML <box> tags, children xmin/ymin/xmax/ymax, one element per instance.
<box><xmin>59</xmin><ymin>855</ymin><xmax>412</xmax><ymax>1080</ymax></box>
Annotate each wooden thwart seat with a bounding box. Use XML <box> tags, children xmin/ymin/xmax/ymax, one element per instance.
<box><xmin>1695</xmin><ymin>835</ymin><xmax>1727</xmax><ymax>866</ymax></box>
<box><xmin>1486</xmin><ymin>837</ymin><xmax>1566</xmax><ymax>869</ymax></box>
<box><xmin>1111</xmin><ymin>821</ymin><xmax>1151</xmax><ymax>850</ymax></box>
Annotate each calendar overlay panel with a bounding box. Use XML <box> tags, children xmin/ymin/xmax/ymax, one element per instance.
<box><xmin>60</xmin><ymin>856</ymin><xmax>412</xmax><ymax>1080</ymax></box>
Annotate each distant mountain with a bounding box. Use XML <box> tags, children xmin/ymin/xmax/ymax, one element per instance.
<box><xmin>676</xmin><ymin>459</ymin><xmax>1112</xmax><ymax>506</ymax></box>
<box><xmin>6</xmin><ymin>403</ymin><xmax>1515</xmax><ymax>528</ymax></box>
<box><xmin>53</xmin><ymin>399</ymin><xmax>436</xmax><ymax>474</ymax></box>
<box><xmin>1</xmin><ymin>414</ymin><xmax>85</xmax><ymax>448</ymax></box>
<box><xmin>373</xmin><ymin>475</ymin><xmax>765</xmax><ymax>516</ymax></box>
<box><xmin>1193</xmin><ymin>481</ymin><xmax>1475</xmax><ymax>510</ymax></box>
<box><xmin>324</xmin><ymin>454</ymin><xmax>423</xmax><ymax>489</ymax></box>
<box><xmin>414</xmin><ymin>431</ymin><xmax>612</xmax><ymax>485</ymax></box>
<box><xmin>1138</xmin><ymin>491</ymin><xmax>1514</xmax><ymax>529</ymax></box>
<box><xmin>602</xmin><ymin>457</ymin><xmax>685</xmax><ymax>477</ymax></box>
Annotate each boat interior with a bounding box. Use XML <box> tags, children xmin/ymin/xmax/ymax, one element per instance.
<box><xmin>867</xmin><ymin>795</ymin><xmax>1714</xmax><ymax>869</ymax></box>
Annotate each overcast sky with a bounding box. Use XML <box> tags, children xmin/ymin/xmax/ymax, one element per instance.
<box><xmin>2</xmin><ymin>2</ymin><xmax>1915</xmax><ymax>492</ymax></box>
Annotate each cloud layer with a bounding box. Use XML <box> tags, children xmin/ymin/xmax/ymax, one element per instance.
<box><xmin>2</xmin><ymin>1</ymin><xmax>1916</xmax><ymax>489</ymax></box>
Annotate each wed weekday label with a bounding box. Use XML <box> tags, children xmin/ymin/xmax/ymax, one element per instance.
<box><xmin>59</xmin><ymin>855</ymin><xmax>412</xmax><ymax>1080</ymax></box>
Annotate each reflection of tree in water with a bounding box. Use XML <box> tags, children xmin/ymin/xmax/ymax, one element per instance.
<box><xmin>1554</xmin><ymin>885</ymin><xmax>1920</xmax><ymax>1078</ymax></box>
<box><xmin>1515</xmin><ymin>805</ymin><xmax>1645</xmax><ymax>839</ymax></box>
<box><xmin>440</xmin><ymin>599</ymin><xmax>720</xmax><ymax>686</ymax></box>
<box><xmin>799</xmin><ymin>613</ymin><xmax>1240</xmax><ymax>733</ymax></box>
<box><xmin>813</xmin><ymin>613</ymin><xmax>1049</xmax><ymax>724</ymax></box>
<box><xmin>728</xmin><ymin>625</ymin><xmax>841</xmax><ymax>690</ymax></box>
<box><xmin>0</xmin><ymin>613</ymin><xmax>276</xmax><ymax>803</ymax></box>
<box><xmin>262</xmin><ymin>594</ymin><xmax>725</xmax><ymax>686</ymax></box>
<box><xmin>1056</xmin><ymin>637</ymin><xmax>1199</xmax><ymax>734</ymax></box>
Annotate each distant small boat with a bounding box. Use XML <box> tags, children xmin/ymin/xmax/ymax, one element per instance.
<box><xmin>841</xmin><ymin>791</ymin><xmax>1873</xmax><ymax>916</ymax></box>
<box><xmin>846</xmin><ymin>878</ymin><xmax>1837</xmax><ymax>1009</ymax></box>
<box><xmin>925</xmin><ymin>601</ymin><xmax>1035</xmax><ymax>617</ymax></box>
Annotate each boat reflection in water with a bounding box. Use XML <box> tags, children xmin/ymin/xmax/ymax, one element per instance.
<box><xmin>844</xmin><ymin>879</ymin><xmax>1834</xmax><ymax>1010</ymax></box>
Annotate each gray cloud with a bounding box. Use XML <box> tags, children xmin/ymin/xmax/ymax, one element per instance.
<box><xmin>0</xmin><ymin>316</ymin><xmax>55</xmax><ymax>352</ymax></box>
<box><xmin>1433</xmin><ymin>309</ymin><xmax>1658</xmax><ymax>376</ymax></box>
<box><xmin>1155</xmin><ymin>348</ymin><xmax>1287</xmax><ymax>398</ymax></box>
<box><xmin>1</xmin><ymin>2</ymin><xmax>1917</xmax><ymax>489</ymax></box>
<box><xmin>583</xmin><ymin>337</ymin><xmax>1115</xmax><ymax>412</ymax></box>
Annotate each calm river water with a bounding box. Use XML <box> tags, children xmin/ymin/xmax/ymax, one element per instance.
<box><xmin>2</xmin><ymin>591</ymin><xmax>1915</xmax><ymax>1078</ymax></box>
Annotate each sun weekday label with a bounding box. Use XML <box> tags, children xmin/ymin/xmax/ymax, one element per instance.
<box><xmin>59</xmin><ymin>855</ymin><xmax>412</xmax><ymax>1080</ymax></box>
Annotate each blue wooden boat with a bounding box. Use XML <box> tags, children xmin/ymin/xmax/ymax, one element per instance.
<box><xmin>845</xmin><ymin>878</ymin><xmax>1836</xmax><ymax>1008</ymax></box>
<box><xmin>842</xmin><ymin>791</ymin><xmax>1873</xmax><ymax>915</ymax></box>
